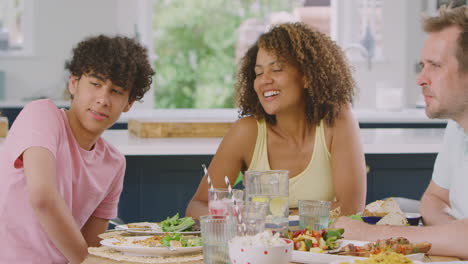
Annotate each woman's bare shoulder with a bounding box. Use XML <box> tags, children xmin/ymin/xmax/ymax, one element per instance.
<box><xmin>228</xmin><ymin>116</ymin><xmax>259</xmax><ymax>138</ymax></box>
<box><xmin>326</xmin><ymin>104</ymin><xmax>357</xmax><ymax>130</ymax></box>
<box><xmin>324</xmin><ymin>104</ymin><xmax>358</xmax><ymax>144</ymax></box>
<box><xmin>215</xmin><ymin>116</ymin><xmax>259</xmax><ymax>168</ymax></box>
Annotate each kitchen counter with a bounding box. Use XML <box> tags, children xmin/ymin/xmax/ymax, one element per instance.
<box><xmin>0</xmin><ymin>99</ymin><xmax>70</xmax><ymax>108</ymax></box>
<box><xmin>0</xmin><ymin>100</ymin><xmax>447</xmax><ymax>125</ymax></box>
<box><xmin>106</xmin><ymin>128</ymin><xmax>445</xmax><ymax>155</ymax></box>
<box><xmin>0</xmin><ymin>128</ymin><xmax>444</xmax><ymax>155</ymax></box>
<box><xmin>118</xmin><ymin>108</ymin><xmax>447</xmax><ymax>125</ymax></box>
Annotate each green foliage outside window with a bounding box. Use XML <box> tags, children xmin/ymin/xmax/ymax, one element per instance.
<box><xmin>153</xmin><ymin>0</ymin><xmax>297</xmax><ymax>108</ymax></box>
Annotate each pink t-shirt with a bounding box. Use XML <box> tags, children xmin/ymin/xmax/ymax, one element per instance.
<box><xmin>0</xmin><ymin>99</ymin><xmax>126</xmax><ymax>264</ymax></box>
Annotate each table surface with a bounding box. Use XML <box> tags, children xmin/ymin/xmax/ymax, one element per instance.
<box><xmin>83</xmin><ymin>252</ymin><xmax>460</xmax><ymax>263</ymax></box>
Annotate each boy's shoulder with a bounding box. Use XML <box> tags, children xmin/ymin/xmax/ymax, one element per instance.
<box><xmin>23</xmin><ymin>99</ymin><xmax>62</xmax><ymax>116</ymax></box>
<box><xmin>10</xmin><ymin>99</ymin><xmax>64</xmax><ymax>133</ymax></box>
<box><xmin>25</xmin><ymin>98</ymin><xmax>59</xmax><ymax>108</ymax></box>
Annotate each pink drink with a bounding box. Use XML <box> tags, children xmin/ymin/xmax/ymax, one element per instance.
<box><xmin>208</xmin><ymin>189</ymin><xmax>245</xmax><ymax>217</ymax></box>
<box><xmin>209</xmin><ymin>199</ymin><xmax>230</xmax><ymax>215</ymax></box>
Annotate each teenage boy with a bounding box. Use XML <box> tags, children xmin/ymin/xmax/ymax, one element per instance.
<box><xmin>0</xmin><ymin>35</ymin><xmax>154</xmax><ymax>263</ymax></box>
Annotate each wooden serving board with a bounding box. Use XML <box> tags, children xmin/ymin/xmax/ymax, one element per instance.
<box><xmin>128</xmin><ymin>119</ymin><xmax>232</xmax><ymax>138</ymax></box>
<box><xmin>0</xmin><ymin>117</ymin><xmax>8</xmax><ymax>137</ymax></box>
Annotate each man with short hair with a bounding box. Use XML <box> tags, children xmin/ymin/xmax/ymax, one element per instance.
<box><xmin>333</xmin><ymin>5</ymin><xmax>468</xmax><ymax>259</ymax></box>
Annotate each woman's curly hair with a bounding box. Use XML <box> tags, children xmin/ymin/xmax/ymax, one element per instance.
<box><xmin>65</xmin><ymin>35</ymin><xmax>155</xmax><ymax>102</ymax></box>
<box><xmin>236</xmin><ymin>22</ymin><xmax>355</xmax><ymax>126</ymax></box>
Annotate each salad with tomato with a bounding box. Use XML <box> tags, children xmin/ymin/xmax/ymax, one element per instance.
<box><xmin>287</xmin><ymin>228</ymin><xmax>344</xmax><ymax>253</ymax></box>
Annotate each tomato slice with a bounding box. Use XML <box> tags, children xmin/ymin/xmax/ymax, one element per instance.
<box><xmin>293</xmin><ymin>229</ymin><xmax>307</xmax><ymax>238</ymax></box>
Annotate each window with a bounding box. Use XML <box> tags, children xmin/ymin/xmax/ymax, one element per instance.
<box><xmin>150</xmin><ymin>0</ymin><xmax>385</xmax><ymax>109</ymax></box>
<box><xmin>357</xmin><ymin>0</ymin><xmax>383</xmax><ymax>59</ymax></box>
<box><xmin>0</xmin><ymin>0</ymin><xmax>32</xmax><ymax>56</ymax></box>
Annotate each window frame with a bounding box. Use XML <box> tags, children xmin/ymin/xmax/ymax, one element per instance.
<box><xmin>142</xmin><ymin>0</ymin><xmax>394</xmax><ymax>111</ymax></box>
<box><xmin>0</xmin><ymin>0</ymin><xmax>34</xmax><ymax>58</ymax></box>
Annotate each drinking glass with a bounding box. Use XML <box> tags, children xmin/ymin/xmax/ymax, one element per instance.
<box><xmin>201</xmin><ymin>215</ymin><xmax>237</xmax><ymax>264</ymax></box>
<box><xmin>237</xmin><ymin>201</ymin><xmax>268</xmax><ymax>236</ymax></box>
<box><xmin>208</xmin><ymin>188</ymin><xmax>244</xmax><ymax>216</ymax></box>
<box><xmin>244</xmin><ymin>170</ymin><xmax>289</xmax><ymax>235</ymax></box>
<box><xmin>298</xmin><ymin>200</ymin><xmax>331</xmax><ymax>231</ymax></box>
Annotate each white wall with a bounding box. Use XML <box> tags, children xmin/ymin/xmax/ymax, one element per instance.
<box><xmin>0</xmin><ymin>0</ymin><xmax>152</xmax><ymax>108</ymax></box>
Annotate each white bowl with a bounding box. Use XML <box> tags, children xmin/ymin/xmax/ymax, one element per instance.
<box><xmin>229</xmin><ymin>238</ymin><xmax>293</xmax><ymax>264</ymax></box>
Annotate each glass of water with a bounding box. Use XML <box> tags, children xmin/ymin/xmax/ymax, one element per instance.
<box><xmin>235</xmin><ymin>201</ymin><xmax>268</xmax><ymax>236</ymax></box>
<box><xmin>200</xmin><ymin>215</ymin><xmax>237</xmax><ymax>264</ymax></box>
<box><xmin>244</xmin><ymin>170</ymin><xmax>289</xmax><ymax>235</ymax></box>
<box><xmin>298</xmin><ymin>200</ymin><xmax>331</xmax><ymax>231</ymax></box>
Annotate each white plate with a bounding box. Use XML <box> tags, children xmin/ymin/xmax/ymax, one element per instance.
<box><xmin>100</xmin><ymin>236</ymin><xmax>203</xmax><ymax>257</ymax></box>
<box><xmin>291</xmin><ymin>240</ymin><xmax>425</xmax><ymax>264</ymax></box>
<box><xmin>115</xmin><ymin>224</ymin><xmax>201</xmax><ymax>235</ymax></box>
<box><xmin>329</xmin><ymin>260</ymin><xmax>424</xmax><ymax>264</ymax></box>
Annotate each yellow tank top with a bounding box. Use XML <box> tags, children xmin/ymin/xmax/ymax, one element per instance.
<box><xmin>247</xmin><ymin>119</ymin><xmax>335</xmax><ymax>208</ymax></box>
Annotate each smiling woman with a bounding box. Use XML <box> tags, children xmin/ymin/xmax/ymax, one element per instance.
<box><xmin>237</xmin><ymin>22</ymin><xmax>355</xmax><ymax>126</ymax></box>
<box><xmin>186</xmin><ymin>22</ymin><xmax>367</xmax><ymax>219</ymax></box>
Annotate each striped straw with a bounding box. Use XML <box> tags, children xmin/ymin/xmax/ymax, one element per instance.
<box><xmin>233</xmin><ymin>200</ymin><xmax>246</xmax><ymax>236</ymax></box>
<box><xmin>203</xmin><ymin>164</ymin><xmax>217</xmax><ymax>200</ymax></box>
<box><xmin>227</xmin><ymin>176</ymin><xmax>246</xmax><ymax>234</ymax></box>
<box><xmin>224</xmin><ymin>176</ymin><xmax>232</xmax><ymax>197</ymax></box>
<box><xmin>203</xmin><ymin>164</ymin><xmax>213</xmax><ymax>190</ymax></box>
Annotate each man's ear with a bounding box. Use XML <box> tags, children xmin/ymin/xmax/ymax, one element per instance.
<box><xmin>123</xmin><ymin>100</ymin><xmax>135</xmax><ymax>113</ymax></box>
<box><xmin>68</xmin><ymin>75</ymin><xmax>79</xmax><ymax>96</ymax></box>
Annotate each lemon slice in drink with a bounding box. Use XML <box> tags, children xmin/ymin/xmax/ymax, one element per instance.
<box><xmin>269</xmin><ymin>198</ymin><xmax>288</xmax><ymax>216</ymax></box>
<box><xmin>252</xmin><ymin>196</ymin><xmax>269</xmax><ymax>203</ymax></box>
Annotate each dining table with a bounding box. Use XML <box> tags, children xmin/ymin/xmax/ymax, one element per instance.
<box><xmin>83</xmin><ymin>222</ymin><xmax>462</xmax><ymax>264</ymax></box>
<box><xmin>82</xmin><ymin>250</ymin><xmax>461</xmax><ymax>264</ymax></box>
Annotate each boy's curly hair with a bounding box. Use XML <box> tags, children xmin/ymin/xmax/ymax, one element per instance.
<box><xmin>65</xmin><ymin>35</ymin><xmax>155</xmax><ymax>102</ymax></box>
<box><xmin>236</xmin><ymin>22</ymin><xmax>355</xmax><ymax>126</ymax></box>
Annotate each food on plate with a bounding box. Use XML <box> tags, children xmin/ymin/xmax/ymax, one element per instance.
<box><xmin>362</xmin><ymin>200</ymin><xmax>385</xmax><ymax>217</ymax></box>
<box><xmin>338</xmin><ymin>252</ymin><xmax>415</xmax><ymax>264</ymax></box>
<box><xmin>362</xmin><ymin>198</ymin><xmax>410</xmax><ymax>226</ymax></box>
<box><xmin>127</xmin><ymin>223</ymin><xmax>149</xmax><ymax>229</ymax></box>
<box><xmin>330</xmin><ymin>207</ymin><xmax>341</xmax><ymax>219</ymax></box>
<box><xmin>160</xmin><ymin>233</ymin><xmax>202</xmax><ymax>247</ymax></box>
<box><xmin>288</xmin><ymin>228</ymin><xmax>344</xmax><ymax>252</ymax></box>
<box><xmin>127</xmin><ymin>222</ymin><xmax>161</xmax><ymax>231</ymax></box>
<box><xmin>339</xmin><ymin>237</ymin><xmax>431</xmax><ymax>257</ymax></box>
<box><xmin>376</xmin><ymin>212</ymin><xmax>408</xmax><ymax>226</ymax></box>
<box><xmin>113</xmin><ymin>233</ymin><xmax>202</xmax><ymax>248</ymax></box>
<box><xmin>363</xmin><ymin>198</ymin><xmax>403</xmax><ymax>217</ymax></box>
<box><xmin>129</xmin><ymin>235</ymin><xmax>163</xmax><ymax>247</ymax></box>
<box><xmin>123</xmin><ymin>213</ymin><xmax>197</xmax><ymax>233</ymax></box>
<box><xmin>160</xmin><ymin>213</ymin><xmax>196</xmax><ymax>232</ymax></box>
